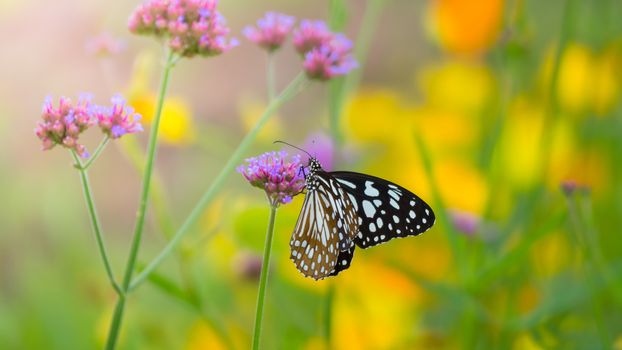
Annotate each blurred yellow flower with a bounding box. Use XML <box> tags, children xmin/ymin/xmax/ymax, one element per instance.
<box><xmin>417</xmin><ymin>60</ymin><xmax>496</xmax><ymax>115</ymax></box>
<box><xmin>434</xmin><ymin>158</ymin><xmax>488</xmax><ymax>214</ymax></box>
<box><xmin>332</xmin><ymin>259</ymin><xmax>423</xmax><ymax>350</ymax></box>
<box><xmin>127</xmin><ymin>52</ymin><xmax>196</xmax><ymax>145</ymax></box>
<box><xmin>343</xmin><ymin>88</ymin><xmax>413</xmax><ymax>144</ymax></box>
<box><xmin>545</xmin><ymin>43</ymin><xmax>621</xmax><ymax>115</ymax></box>
<box><xmin>513</xmin><ymin>333</ymin><xmax>545</xmax><ymax>350</ymax></box>
<box><xmin>498</xmin><ymin>96</ymin><xmax>546</xmax><ymax>189</ymax></box>
<box><xmin>426</xmin><ymin>0</ymin><xmax>504</xmax><ymax>56</ymax></box>
<box><xmin>185</xmin><ymin>320</ymin><xmax>227</xmax><ymax>350</ymax></box>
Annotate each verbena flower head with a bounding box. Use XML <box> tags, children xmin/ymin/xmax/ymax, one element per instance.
<box><xmin>95</xmin><ymin>94</ymin><xmax>143</xmax><ymax>139</ymax></box>
<box><xmin>292</xmin><ymin>20</ymin><xmax>333</xmax><ymax>55</ymax></box>
<box><xmin>34</xmin><ymin>94</ymin><xmax>95</xmax><ymax>157</ymax></box>
<box><xmin>303</xmin><ymin>34</ymin><xmax>358</xmax><ymax>81</ymax></box>
<box><xmin>128</xmin><ymin>0</ymin><xmax>238</xmax><ymax>57</ymax></box>
<box><xmin>237</xmin><ymin>151</ymin><xmax>305</xmax><ymax>207</ymax></box>
<box><xmin>243</xmin><ymin>12</ymin><xmax>295</xmax><ymax>52</ymax></box>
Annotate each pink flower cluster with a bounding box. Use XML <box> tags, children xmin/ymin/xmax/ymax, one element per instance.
<box><xmin>292</xmin><ymin>20</ymin><xmax>333</xmax><ymax>55</ymax></box>
<box><xmin>244</xmin><ymin>14</ymin><xmax>358</xmax><ymax>81</ymax></box>
<box><xmin>243</xmin><ymin>12</ymin><xmax>295</xmax><ymax>52</ymax></box>
<box><xmin>95</xmin><ymin>95</ymin><xmax>143</xmax><ymax>139</ymax></box>
<box><xmin>128</xmin><ymin>0</ymin><xmax>238</xmax><ymax>57</ymax></box>
<box><xmin>301</xmin><ymin>33</ymin><xmax>358</xmax><ymax>81</ymax></box>
<box><xmin>237</xmin><ymin>151</ymin><xmax>305</xmax><ymax>206</ymax></box>
<box><xmin>35</xmin><ymin>95</ymin><xmax>95</xmax><ymax>157</ymax></box>
<box><xmin>35</xmin><ymin>94</ymin><xmax>143</xmax><ymax>157</ymax></box>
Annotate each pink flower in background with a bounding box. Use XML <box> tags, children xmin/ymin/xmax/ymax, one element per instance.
<box><xmin>303</xmin><ymin>34</ymin><xmax>358</xmax><ymax>80</ymax></box>
<box><xmin>302</xmin><ymin>132</ymin><xmax>334</xmax><ymax>171</ymax></box>
<box><xmin>243</xmin><ymin>12</ymin><xmax>296</xmax><ymax>52</ymax></box>
<box><xmin>85</xmin><ymin>32</ymin><xmax>126</xmax><ymax>56</ymax></box>
<box><xmin>95</xmin><ymin>94</ymin><xmax>143</xmax><ymax>139</ymax></box>
<box><xmin>448</xmin><ymin>209</ymin><xmax>481</xmax><ymax>236</ymax></box>
<box><xmin>35</xmin><ymin>94</ymin><xmax>95</xmax><ymax>157</ymax></box>
<box><xmin>292</xmin><ymin>20</ymin><xmax>333</xmax><ymax>54</ymax></box>
<box><xmin>128</xmin><ymin>0</ymin><xmax>238</xmax><ymax>57</ymax></box>
<box><xmin>237</xmin><ymin>151</ymin><xmax>305</xmax><ymax>206</ymax></box>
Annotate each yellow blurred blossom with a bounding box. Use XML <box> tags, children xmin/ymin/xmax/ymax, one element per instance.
<box><xmin>426</xmin><ymin>0</ymin><xmax>504</xmax><ymax>56</ymax></box>
<box><xmin>434</xmin><ymin>159</ymin><xmax>488</xmax><ymax>214</ymax></box>
<box><xmin>615</xmin><ymin>335</ymin><xmax>622</xmax><ymax>350</ymax></box>
<box><xmin>513</xmin><ymin>333</ymin><xmax>545</xmax><ymax>350</ymax></box>
<box><xmin>417</xmin><ymin>60</ymin><xmax>496</xmax><ymax>115</ymax></box>
<box><xmin>238</xmin><ymin>97</ymin><xmax>283</xmax><ymax>142</ymax></box>
<box><xmin>343</xmin><ymin>88</ymin><xmax>414</xmax><ymax>144</ymax></box>
<box><xmin>332</xmin><ymin>258</ymin><xmax>423</xmax><ymax>350</ymax></box>
<box><xmin>544</xmin><ymin>43</ymin><xmax>621</xmax><ymax>115</ymax></box>
<box><xmin>185</xmin><ymin>320</ymin><xmax>227</xmax><ymax>350</ymax></box>
<box><xmin>498</xmin><ymin>96</ymin><xmax>546</xmax><ymax>189</ymax></box>
<box><xmin>127</xmin><ymin>52</ymin><xmax>196</xmax><ymax>145</ymax></box>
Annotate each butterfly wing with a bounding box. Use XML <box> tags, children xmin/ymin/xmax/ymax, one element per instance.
<box><xmin>331</xmin><ymin>171</ymin><xmax>435</xmax><ymax>249</ymax></box>
<box><xmin>290</xmin><ymin>172</ymin><xmax>358</xmax><ymax>279</ymax></box>
<box><xmin>329</xmin><ymin>246</ymin><xmax>355</xmax><ymax>277</ymax></box>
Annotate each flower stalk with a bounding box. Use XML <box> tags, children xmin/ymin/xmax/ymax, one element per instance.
<box><xmin>105</xmin><ymin>49</ymin><xmax>175</xmax><ymax>350</ymax></box>
<box><xmin>78</xmin><ymin>136</ymin><xmax>110</xmax><ymax>170</ymax></box>
<box><xmin>252</xmin><ymin>204</ymin><xmax>278</xmax><ymax>350</ymax></box>
<box><xmin>71</xmin><ymin>150</ymin><xmax>121</xmax><ymax>295</ymax></box>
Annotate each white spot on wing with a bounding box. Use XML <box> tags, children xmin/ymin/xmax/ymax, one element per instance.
<box><xmin>364</xmin><ymin>181</ymin><xmax>380</xmax><ymax>197</ymax></box>
<box><xmin>362</xmin><ymin>200</ymin><xmax>376</xmax><ymax>218</ymax></box>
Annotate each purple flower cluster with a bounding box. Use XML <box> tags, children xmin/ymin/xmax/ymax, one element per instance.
<box><xmin>243</xmin><ymin>14</ymin><xmax>358</xmax><ymax>81</ymax></box>
<box><xmin>128</xmin><ymin>0</ymin><xmax>238</xmax><ymax>57</ymax></box>
<box><xmin>243</xmin><ymin>12</ymin><xmax>295</xmax><ymax>52</ymax></box>
<box><xmin>301</xmin><ymin>33</ymin><xmax>358</xmax><ymax>81</ymax></box>
<box><xmin>237</xmin><ymin>151</ymin><xmax>305</xmax><ymax>206</ymax></box>
<box><xmin>35</xmin><ymin>94</ymin><xmax>143</xmax><ymax>157</ymax></box>
<box><xmin>95</xmin><ymin>95</ymin><xmax>144</xmax><ymax>139</ymax></box>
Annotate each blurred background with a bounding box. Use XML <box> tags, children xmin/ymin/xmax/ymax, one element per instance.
<box><xmin>1</xmin><ymin>0</ymin><xmax>622</xmax><ymax>349</ymax></box>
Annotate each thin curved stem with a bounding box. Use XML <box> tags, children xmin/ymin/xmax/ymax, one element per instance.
<box><xmin>129</xmin><ymin>73</ymin><xmax>309</xmax><ymax>291</ymax></box>
<box><xmin>72</xmin><ymin>150</ymin><xmax>121</xmax><ymax>295</ymax></box>
<box><xmin>252</xmin><ymin>205</ymin><xmax>278</xmax><ymax>350</ymax></box>
<box><xmin>267</xmin><ymin>53</ymin><xmax>276</xmax><ymax>102</ymax></box>
<box><xmin>105</xmin><ymin>49</ymin><xmax>175</xmax><ymax>350</ymax></box>
<box><xmin>80</xmin><ymin>136</ymin><xmax>110</xmax><ymax>170</ymax></box>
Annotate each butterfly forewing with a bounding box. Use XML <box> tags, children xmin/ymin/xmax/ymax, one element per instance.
<box><xmin>331</xmin><ymin>171</ymin><xmax>435</xmax><ymax>249</ymax></box>
<box><xmin>290</xmin><ymin>172</ymin><xmax>358</xmax><ymax>280</ymax></box>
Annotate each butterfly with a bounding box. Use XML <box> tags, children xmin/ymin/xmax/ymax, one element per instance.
<box><xmin>283</xmin><ymin>143</ymin><xmax>435</xmax><ymax>280</ymax></box>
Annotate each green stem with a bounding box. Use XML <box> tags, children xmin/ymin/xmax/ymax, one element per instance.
<box><xmin>71</xmin><ymin>151</ymin><xmax>121</xmax><ymax>295</ymax></box>
<box><xmin>105</xmin><ymin>49</ymin><xmax>175</xmax><ymax>350</ymax></box>
<box><xmin>81</xmin><ymin>136</ymin><xmax>110</xmax><ymax>170</ymax></box>
<box><xmin>129</xmin><ymin>73</ymin><xmax>308</xmax><ymax>291</ymax></box>
<box><xmin>267</xmin><ymin>53</ymin><xmax>276</xmax><ymax>102</ymax></box>
<box><xmin>252</xmin><ymin>205</ymin><xmax>278</xmax><ymax>350</ymax></box>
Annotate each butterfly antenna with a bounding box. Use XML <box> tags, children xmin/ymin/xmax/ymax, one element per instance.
<box><xmin>273</xmin><ymin>140</ymin><xmax>313</xmax><ymax>159</ymax></box>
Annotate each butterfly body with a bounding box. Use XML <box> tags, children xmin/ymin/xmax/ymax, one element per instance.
<box><xmin>290</xmin><ymin>158</ymin><xmax>435</xmax><ymax>280</ymax></box>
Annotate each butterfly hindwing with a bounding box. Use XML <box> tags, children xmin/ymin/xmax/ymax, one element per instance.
<box><xmin>331</xmin><ymin>171</ymin><xmax>435</xmax><ymax>249</ymax></box>
<box><xmin>290</xmin><ymin>172</ymin><xmax>358</xmax><ymax>279</ymax></box>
